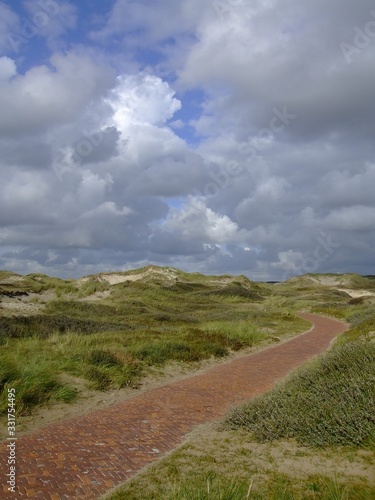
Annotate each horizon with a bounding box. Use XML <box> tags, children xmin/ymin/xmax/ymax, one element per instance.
<box><xmin>0</xmin><ymin>264</ymin><xmax>372</xmax><ymax>284</ymax></box>
<box><xmin>0</xmin><ymin>1</ymin><xmax>374</xmax><ymax>280</ymax></box>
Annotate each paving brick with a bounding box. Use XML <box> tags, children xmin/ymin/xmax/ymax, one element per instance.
<box><xmin>0</xmin><ymin>313</ymin><xmax>347</xmax><ymax>499</ymax></box>
<box><xmin>49</xmin><ymin>493</ymin><xmax>61</xmax><ymax>500</ymax></box>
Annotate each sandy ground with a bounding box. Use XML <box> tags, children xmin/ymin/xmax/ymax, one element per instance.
<box><xmin>91</xmin><ymin>267</ymin><xmax>179</xmax><ymax>285</ymax></box>
<box><xmin>98</xmin><ymin>273</ymin><xmax>145</xmax><ymax>285</ymax></box>
<box><xmin>338</xmin><ymin>288</ymin><xmax>375</xmax><ymax>298</ymax></box>
<box><xmin>78</xmin><ymin>271</ymin><xmax>150</xmax><ymax>286</ymax></box>
<box><xmin>0</xmin><ymin>289</ymin><xmax>59</xmax><ymax>316</ymax></box>
<box><xmin>178</xmin><ymin>424</ymin><xmax>375</xmax><ymax>484</ymax></box>
<box><xmin>309</xmin><ymin>276</ymin><xmax>343</xmax><ymax>286</ymax></box>
<box><xmin>0</xmin><ymin>299</ymin><xmax>42</xmax><ymax>314</ymax></box>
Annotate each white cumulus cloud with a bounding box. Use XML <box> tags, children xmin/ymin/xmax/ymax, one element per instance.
<box><xmin>108</xmin><ymin>74</ymin><xmax>182</xmax><ymax>130</ymax></box>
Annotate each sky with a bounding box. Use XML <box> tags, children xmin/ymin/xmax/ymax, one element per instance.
<box><xmin>0</xmin><ymin>0</ymin><xmax>374</xmax><ymax>281</ymax></box>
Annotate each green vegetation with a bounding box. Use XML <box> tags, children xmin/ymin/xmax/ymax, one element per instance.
<box><xmin>0</xmin><ymin>346</ymin><xmax>76</xmax><ymax>415</ymax></box>
<box><xmin>109</xmin><ymin>424</ymin><xmax>375</xmax><ymax>499</ymax></box>
<box><xmin>110</xmin><ymin>472</ymin><xmax>375</xmax><ymax>500</ymax></box>
<box><xmin>0</xmin><ymin>266</ymin><xmax>309</xmax><ymax>417</ymax></box>
<box><xmin>2</xmin><ymin>268</ymin><xmax>375</xmax><ymax>497</ymax></box>
<box><xmin>224</xmin><ymin>339</ymin><xmax>375</xmax><ymax>447</ymax></box>
<box><xmin>0</xmin><ymin>271</ymin><xmax>78</xmax><ymax>297</ymax></box>
<box><xmin>107</xmin><ymin>271</ymin><xmax>375</xmax><ymax>499</ymax></box>
<box><xmin>223</xmin><ymin>284</ymin><xmax>375</xmax><ymax>448</ymax></box>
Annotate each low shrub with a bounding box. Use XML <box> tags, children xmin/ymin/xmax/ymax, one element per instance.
<box><xmin>85</xmin><ymin>366</ymin><xmax>112</xmax><ymax>390</ymax></box>
<box><xmin>0</xmin><ymin>315</ymin><xmax>129</xmax><ymax>341</ymax></box>
<box><xmin>130</xmin><ymin>341</ymin><xmax>202</xmax><ymax>364</ymax></box>
<box><xmin>87</xmin><ymin>349</ymin><xmax>122</xmax><ymax>367</ymax></box>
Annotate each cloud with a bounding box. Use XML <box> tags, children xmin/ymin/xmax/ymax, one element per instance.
<box><xmin>91</xmin><ymin>0</ymin><xmax>204</xmax><ymax>44</ymax></box>
<box><xmin>179</xmin><ymin>0</ymin><xmax>375</xmax><ymax>145</ymax></box>
<box><xmin>23</xmin><ymin>0</ymin><xmax>78</xmax><ymax>50</ymax></box>
<box><xmin>0</xmin><ymin>169</ymin><xmax>53</xmax><ymax>226</ymax></box>
<box><xmin>0</xmin><ymin>55</ymin><xmax>16</xmax><ymax>80</ymax></box>
<box><xmin>161</xmin><ymin>197</ymin><xmax>247</xmax><ymax>244</ymax></box>
<box><xmin>0</xmin><ymin>2</ymin><xmax>20</xmax><ymax>54</ymax></box>
<box><xmin>1</xmin><ymin>0</ymin><xmax>375</xmax><ymax>280</ymax></box>
<box><xmin>0</xmin><ymin>52</ymin><xmax>115</xmax><ymax>137</ymax></box>
<box><xmin>81</xmin><ymin>201</ymin><xmax>132</xmax><ymax>219</ymax></box>
<box><xmin>301</xmin><ymin>206</ymin><xmax>375</xmax><ymax>232</ymax></box>
<box><xmin>108</xmin><ymin>73</ymin><xmax>182</xmax><ymax>129</ymax></box>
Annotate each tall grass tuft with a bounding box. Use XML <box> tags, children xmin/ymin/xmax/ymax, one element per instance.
<box><xmin>109</xmin><ymin>472</ymin><xmax>375</xmax><ymax>499</ymax></box>
<box><xmin>201</xmin><ymin>321</ymin><xmax>265</xmax><ymax>350</ymax></box>
<box><xmin>0</xmin><ymin>355</ymin><xmax>76</xmax><ymax>415</ymax></box>
<box><xmin>168</xmin><ymin>477</ymin><xmax>254</xmax><ymax>500</ymax></box>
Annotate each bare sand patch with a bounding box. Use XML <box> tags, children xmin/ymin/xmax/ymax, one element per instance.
<box><xmin>309</xmin><ymin>276</ymin><xmax>343</xmax><ymax>286</ymax></box>
<box><xmin>98</xmin><ymin>273</ymin><xmax>144</xmax><ymax>285</ymax></box>
<box><xmin>338</xmin><ymin>288</ymin><xmax>375</xmax><ymax>298</ymax></box>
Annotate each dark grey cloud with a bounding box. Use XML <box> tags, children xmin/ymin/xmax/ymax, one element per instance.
<box><xmin>74</xmin><ymin>126</ymin><xmax>121</xmax><ymax>165</ymax></box>
<box><xmin>0</xmin><ymin>139</ymin><xmax>52</xmax><ymax>169</ymax></box>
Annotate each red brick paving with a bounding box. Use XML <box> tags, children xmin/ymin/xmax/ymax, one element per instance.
<box><xmin>0</xmin><ymin>313</ymin><xmax>347</xmax><ymax>499</ymax></box>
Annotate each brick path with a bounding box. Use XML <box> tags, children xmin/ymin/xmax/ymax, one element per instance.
<box><xmin>0</xmin><ymin>313</ymin><xmax>347</xmax><ymax>499</ymax></box>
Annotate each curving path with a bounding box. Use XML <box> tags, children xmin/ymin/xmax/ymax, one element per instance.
<box><xmin>0</xmin><ymin>313</ymin><xmax>347</xmax><ymax>499</ymax></box>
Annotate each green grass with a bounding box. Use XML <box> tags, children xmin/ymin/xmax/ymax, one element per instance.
<box><xmin>0</xmin><ymin>348</ymin><xmax>76</xmax><ymax>415</ymax></box>
<box><xmin>222</xmin><ymin>299</ymin><xmax>375</xmax><ymax>448</ymax></box>
<box><xmin>0</xmin><ymin>268</ymin><xmax>314</xmax><ymax>418</ymax></box>
<box><xmin>1</xmin><ymin>310</ymin><xmax>296</xmax><ymax>415</ymax></box>
<box><xmin>166</xmin><ymin>477</ymin><xmax>254</xmax><ymax>500</ymax></box>
<box><xmin>108</xmin><ymin>437</ymin><xmax>375</xmax><ymax>500</ymax></box>
<box><xmin>120</xmin><ymin>475</ymin><xmax>375</xmax><ymax>500</ymax></box>
<box><xmin>200</xmin><ymin>321</ymin><xmax>265</xmax><ymax>349</ymax></box>
<box><xmin>0</xmin><ymin>314</ymin><xmax>129</xmax><ymax>343</ymax></box>
<box><xmin>337</xmin><ymin>308</ymin><xmax>375</xmax><ymax>344</ymax></box>
<box><xmin>0</xmin><ymin>270</ymin><xmax>310</xmax><ymax>416</ymax></box>
<box><xmin>223</xmin><ymin>339</ymin><xmax>375</xmax><ymax>447</ymax></box>
<box><xmin>0</xmin><ymin>267</ymin><xmax>368</xmax><ymax>429</ymax></box>
<box><xmin>112</xmin><ymin>474</ymin><xmax>375</xmax><ymax>500</ymax></box>
<box><xmin>3</xmin><ymin>268</ymin><xmax>374</xmax><ymax>498</ymax></box>
<box><xmin>105</xmin><ymin>275</ymin><xmax>375</xmax><ymax>500</ymax></box>
<box><xmin>75</xmin><ymin>279</ymin><xmax>110</xmax><ymax>298</ymax></box>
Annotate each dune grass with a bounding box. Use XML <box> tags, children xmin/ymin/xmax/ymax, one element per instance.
<box><xmin>0</xmin><ymin>346</ymin><xmax>77</xmax><ymax>415</ymax></box>
<box><xmin>108</xmin><ymin>422</ymin><xmax>375</xmax><ymax>499</ymax></box>
<box><xmin>0</xmin><ymin>310</ymin><xmax>307</xmax><ymax>415</ymax></box>
<box><xmin>222</xmin><ymin>297</ymin><xmax>375</xmax><ymax>448</ymax></box>
<box><xmin>108</xmin><ymin>280</ymin><xmax>375</xmax><ymax>500</ymax></box>
<box><xmin>223</xmin><ymin>339</ymin><xmax>375</xmax><ymax>447</ymax></box>
<box><xmin>110</xmin><ymin>473</ymin><xmax>375</xmax><ymax>500</ymax></box>
<box><xmin>2</xmin><ymin>268</ymin><xmax>374</xmax><ymax>500</ymax></box>
<box><xmin>0</xmin><ymin>274</ymin><xmax>309</xmax><ymax>416</ymax></box>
